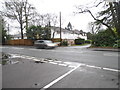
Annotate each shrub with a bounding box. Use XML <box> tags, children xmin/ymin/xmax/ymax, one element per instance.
<box><xmin>75</xmin><ymin>38</ymin><xmax>85</xmax><ymax>45</ymax></box>
<box><xmin>61</xmin><ymin>40</ymin><xmax>68</xmax><ymax>46</ymax></box>
<box><xmin>85</xmin><ymin>40</ymin><xmax>92</xmax><ymax>44</ymax></box>
<box><xmin>113</xmin><ymin>40</ymin><xmax>120</xmax><ymax>48</ymax></box>
<box><xmin>92</xmin><ymin>30</ymin><xmax>116</xmax><ymax>47</ymax></box>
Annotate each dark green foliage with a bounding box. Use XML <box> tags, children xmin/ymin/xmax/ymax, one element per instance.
<box><xmin>85</xmin><ymin>40</ymin><xmax>92</xmax><ymax>44</ymax></box>
<box><xmin>113</xmin><ymin>40</ymin><xmax>120</xmax><ymax>48</ymax></box>
<box><xmin>26</xmin><ymin>25</ymin><xmax>51</xmax><ymax>40</ymax></box>
<box><xmin>0</xmin><ymin>17</ymin><xmax>11</xmax><ymax>44</ymax></box>
<box><xmin>75</xmin><ymin>38</ymin><xmax>85</xmax><ymax>45</ymax></box>
<box><xmin>61</xmin><ymin>40</ymin><xmax>68</xmax><ymax>46</ymax></box>
<box><xmin>92</xmin><ymin>30</ymin><xmax>116</xmax><ymax>47</ymax></box>
<box><xmin>67</xmin><ymin>22</ymin><xmax>72</xmax><ymax>30</ymax></box>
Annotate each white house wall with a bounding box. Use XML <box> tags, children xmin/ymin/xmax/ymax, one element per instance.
<box><xmin>51</xmin><ymin>29</ymin><xmax>87</xmax><ymax>40</ymax></box>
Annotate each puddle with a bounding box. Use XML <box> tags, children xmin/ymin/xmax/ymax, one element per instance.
<box><xmin>2</xmin><ymin>52</ymin><xmax>22</xmax><ymax>65</ymax></box>
<box><xmin>2</xmin><ymin>59</ymin><xmax>20</xmax><ymax>65</ymax></box>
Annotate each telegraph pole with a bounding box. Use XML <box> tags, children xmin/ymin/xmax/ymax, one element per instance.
<box><xmin>60</xmin><ymin>12</ymin><xmax>62</xmax><ymax>45</ymax></box>
<box><xmin>7</xmin><ymin>24</ymin><xmax>9</xmax><ymax>35</ymax></box>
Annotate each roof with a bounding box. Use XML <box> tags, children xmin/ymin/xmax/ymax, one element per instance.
<box><xmin>50</xmin><ymin>26</ymin><xmax>81</xmax><ymax>34</ymax></box>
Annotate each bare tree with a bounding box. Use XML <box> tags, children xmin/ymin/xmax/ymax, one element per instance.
<box><xmin>24</xmin><ymin>0</ymin><xmax>36</xmax><ymax>32</ymax></box>
<box><xmin>75</xmin><ymin>0</ymin><xmax>120</xmax><ymax>38</ymax></box>
<box><xmin>88</xmin><ymin>22</ymin><xmax>103</xmax><ymax>34</ymax></box>
<box><xmin>51</xmin><ymin>14</ymin><xmax>58</xmax><ymax>39</ymax></box>
<box><xmin>1</xmin><ymin>0</ymin><xmax>36</xmax><ymax>39</ymax></box>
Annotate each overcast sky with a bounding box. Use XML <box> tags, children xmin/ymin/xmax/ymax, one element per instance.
<box><xmin>0</xmin><ymin>0</ymin><xmax>104</xmax><ymax>34</ymax></box>
<box><xmin>28</xmin><ymin>0</ymin><xmax>96</xmax><ymax>31</ymax></box>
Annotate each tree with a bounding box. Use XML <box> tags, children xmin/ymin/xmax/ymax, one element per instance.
<box><xmin>1</xmin><ymin>0</ymin><xmax>36</xmax><ymax>39</ymax></box>
<box><xmin>92</xmin><ymin>29</ymin><xmax>116</xmax><ymax>47</ymax></box>
<box><xmin>88</xmin><ymin>22</ymin><xmax>101</xmax><ymax>34</ymax></box>
<box><xmin>0</xmin><ymin>16</ymin><xmax>11</xmax><ymax>44</ymax></box>
<box><xmin>75</xmin><ymin>0</ymin><xmax>120</xmax><ymax>38</ymax></box>
<box><xmin>67</xmin><ymin>22</ymin><xmax>72</xmax><ymax>30</ymax></box>
<box><xmin>26</xmin><ymin>25</ymin><xmax>51</xmax><ymax>40</ymax></box>
<box><xmin>23</xmin><ymin>0</ymin><xmax>36</xmax><ymax>32</ymax></box>
<box><xmin>96</xmin><ymin>1</ymin><xmax>120</xmax><ymax>38</ymax></box>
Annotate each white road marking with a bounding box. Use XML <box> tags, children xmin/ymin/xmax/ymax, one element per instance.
<box><xmin>49</xmin><ymin>62</ymin><xmax>57</xmax><ymax>64</ymax></box>
<box><xmin>11</xmin><ymin>55</ymin><xmax>21</xmax><ymax>58</ymax></box>
<box><xmin>11</xmin><ymin>61</ymin><xmax>19</xmax><ymax>64</ymax></box>
<box><xmin>68</xmin><ymin>65</ymin><xmax>77</xmax><ymax>68</ymax></box>
<box><xmin>10</xmin><ymin>53</ymin><xmax>120</xmax><ymax>73</ymax></box>
<box><xmin>48</xmin><ymin>60</ymin><xmax>54</xmax><ymax>62</ymax></box>
<box><xmin>86</xmin><ymin>65</ymin><xmax>97</xmax><ymax>68</ymax></box>
<box><xmin>58</xmin><ymin>64</ymin><xmax>68</xmax><ymax>67</ymax></box>
<box><xmin>41</xmin><ymin>64</ymin><xmax>81</xmax><ymax>90</ymax></box>
<box><xmin>33</xmin><ymin>59</ymin><xmax>41</xmax><ymax>61</ymax></box>
<box><xmin>103</xmin><ymin>68</ymin><xmax>120</xmax><ymax>72</ymax></box>
<box><xmin>86</xmin><ymin>65</ymin><xmax>102</xmax><ymax>69</ymax></box>
<box><xmin>54</xmin><ymin>61</ymin><xmax>62</xmax><ymax>63</ymax></box>
<box><xmin>26</xmin><ymin>57</ymin><xmax>36</xmax><ymax>60</ymax></box>
<box><xmin>64</xmin><ymin>62</ymin><xmax>72</xmax><ymax>64</ymax></box>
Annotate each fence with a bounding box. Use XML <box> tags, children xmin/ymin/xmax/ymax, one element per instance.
<box><xmin>7</xmin><ymin>39</ymin><xmax>34</xmax><ymax>46</ymax></box>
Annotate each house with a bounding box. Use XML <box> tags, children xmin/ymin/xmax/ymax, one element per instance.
<box><xmin>12</xmin><ymin>26</ymin><xmax>87</xmax><ymax>45</ymax></box>
<box><xmin>51</xmin><ymin>26</ymin><xmax>87</xmax><ymax>45</ymax></box>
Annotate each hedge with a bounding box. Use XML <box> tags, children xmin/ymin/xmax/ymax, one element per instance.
<box><xmin>75</xmin><ymin>38</ymin><xmax>85</xmax><ymax>45</ymax></box>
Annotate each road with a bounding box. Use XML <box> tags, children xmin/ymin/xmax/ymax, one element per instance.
<box><xmin>1</xmin><ymin>45</ymin><xmax>120</xmax><ymax>89</ymax></box>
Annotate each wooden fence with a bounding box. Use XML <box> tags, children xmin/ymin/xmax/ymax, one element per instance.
<box><xmin>7</xmin><ymin>39</ymin><xmax>34</xmax><ymax>46</ymax></box>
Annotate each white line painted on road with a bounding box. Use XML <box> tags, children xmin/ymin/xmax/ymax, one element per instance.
<box><xmin>86</xmin><ymin>65</ymin><xmax>102</xmax><ymax>69</ymax></box>
<box><xmin>64</xmin><ymin>62</ymin><xmax>72</xmax><ymax>64</ymax></box>
<box><xmin>48</xmin><ymin>60</ymin><xmax>54</xmax><ymax>62</ymax></box>
<box><xmin>49</xmin><ymin>62</ymin><xmax>57</xmax><ymax>64</ymax></box>
<box><xmin>54</xmin><ymin>61</ymin><xmax>62</xmax><ymax>63</ymax></box>
<box><xmin>10</xmin><ymin>53</ymin><xmax>120</xmax><ymax>73</ymax></box>
<box><xmin>41</xmin><ymin>64</ymin><xmax>81</xmax><ymax>90</ymax></box>
<box><xmin>58</xmin><ymin>64</ymin><xmax>68</xmax><ymax>67</ymax></box>
<box><xmin>33</xmin><ymin>59</ymin><xmax>41</xmax><ymax>61</ymax></box>
<box><xmin>103</xmin><ymin>67</ymin><xmax>120</xmax><ymax>72</ymax></box>
<box><xmin>68</xmin><ymin>65</ymin><xmax>77</xmax><ymax>68</ymax></box>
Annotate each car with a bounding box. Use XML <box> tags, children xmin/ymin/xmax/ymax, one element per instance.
<box><xmin>34</xmin><ymin>40</ymin><xmax>58</xmax><ymax>49</ymax></box>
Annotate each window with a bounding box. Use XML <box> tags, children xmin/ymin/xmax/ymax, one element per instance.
<box><xmin>38</xmin><ymin>41</ymin><xmax>44</xmax><ymax>43</ymax></box>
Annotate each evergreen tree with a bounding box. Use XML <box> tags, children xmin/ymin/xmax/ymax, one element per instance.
<box><xmin>67</xmin><ymin>22</ymin><xmax>72</xmax><ymax>30</ymax></box>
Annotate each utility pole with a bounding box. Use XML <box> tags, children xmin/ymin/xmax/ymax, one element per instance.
<box><xmin>60</xmin><ymin>12</ymin><xmax>62</xmax><ymax>45</ymax></box>
<box><xmin>2</xmin><ymin>19</ymin><xmax>4</xmax><ymax>31</ymax></box>
<box><xmin>7</xmin><ymin>24</ymin><xmax>9</xmax><ymax>35</ymax></box>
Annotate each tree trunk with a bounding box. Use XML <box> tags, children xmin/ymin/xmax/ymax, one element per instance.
<box><xmin>20</xmin><ymin>22</ymin><xmax>24</xmax><ymax>39</ymax></box>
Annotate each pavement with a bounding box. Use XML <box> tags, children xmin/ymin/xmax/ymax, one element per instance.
<box><xmin>88</xmin><ymin>47</ymin><xmax>120</xmax><ymax>52</ymax></box>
